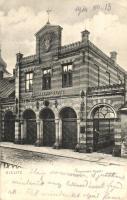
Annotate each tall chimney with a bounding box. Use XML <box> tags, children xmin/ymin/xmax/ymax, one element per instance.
<box><xmin>110</xmin><ymin>51</ymin><xmax>117</xmax><ymax>62</ymax></box>
<box><xmin>81</xmin><ymin>30</ymin><xmax>90</xmax><ymax>42</ymax></box>
<box><xmin>16</xmin><ymin>53</ymin><xmax>23</xmax><ymax>63</ymax></box>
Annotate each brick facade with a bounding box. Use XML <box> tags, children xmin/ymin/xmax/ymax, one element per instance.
<box><xmin>1</xmin><ymin>22</ymin><xmax>127</xmax><ymax>157</ymax></box>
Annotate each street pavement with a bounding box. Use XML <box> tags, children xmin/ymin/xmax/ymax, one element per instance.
<box><xmin>0</xmin><ymin>142</ymin><xmax>127</xmax><ymax>168</ymax></box>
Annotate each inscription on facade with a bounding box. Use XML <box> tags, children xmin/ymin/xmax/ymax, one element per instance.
<box><xmin>38</xmin><ymin>90</ymin><xmax>64</xmax><ymax>97</ymax></box>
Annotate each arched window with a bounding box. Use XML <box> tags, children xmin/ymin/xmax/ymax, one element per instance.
<box><xmin>93</xmin><ymin>105</ymin><xmax>115</xmax><ymax>136</ymax></box>
<box><xmin>94</xmin><ymin>106</ymin><xmax>115</xmax><ymax>119</ymax></box>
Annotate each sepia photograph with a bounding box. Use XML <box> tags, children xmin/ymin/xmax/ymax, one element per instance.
<box><xmin>0</xmin><ymin>0</ymin><xmax>127</xmax><ymax>199</ymax></box>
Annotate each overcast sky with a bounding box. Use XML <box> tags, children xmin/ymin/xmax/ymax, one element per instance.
<box><xmin>0</xmin><ymin>0</ymin><xmax>127</xmax><ymax>73</ymax></box>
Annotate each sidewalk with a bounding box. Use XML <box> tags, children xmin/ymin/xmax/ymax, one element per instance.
<box><xmin>0</xmin><ymin>142</ymin><xmax>127</xmax><ymax>166</ymax></box>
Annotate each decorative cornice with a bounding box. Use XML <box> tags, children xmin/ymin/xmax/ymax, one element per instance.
<box><xmin>87</xmin><ymin>84</ymin><xmax>125</xmax><ymax>97</ymax></box>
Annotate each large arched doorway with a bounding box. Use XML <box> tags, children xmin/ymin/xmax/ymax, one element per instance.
<box><xmin>59</xmin><ymin>107</ymin><xmax>77</xmax><ymax>149</ymax></box>
<box><xmin>39</xmin><ymin>108</ymin><xmax>55</xmax><ymax>146</ymax></box>
<box><xmin>23</xmin><ymin>109</ymin><xmax>37</xmax><ymax>144</ymax></box>
<box><xmin>92</xmin><ymin>105</ymin><xmax>115</xmax><ymax>153</ymax></box>
<box><xmin>4</xmin><ymin>111</ymin><xmax>15</xmax><ymax>142</ymax></box>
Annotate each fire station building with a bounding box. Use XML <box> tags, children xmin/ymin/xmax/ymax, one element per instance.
<box><xmin>1</xmin><ymin>21</ymin><xmax>127</xmax><ymax>157</ymax></box>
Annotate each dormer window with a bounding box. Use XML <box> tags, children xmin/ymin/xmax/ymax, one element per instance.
<box><xmin>62</xmin><ymin>64</ymin><xmax>73</xmax><ymax>88</ymax></box>
<box><xmin>42</xmin><ymin>68</ymin><xmax>52</xmax><ymax>90</ymax></box>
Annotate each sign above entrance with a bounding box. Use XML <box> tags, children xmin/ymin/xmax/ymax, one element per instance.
<box><xmin>36</xmin><ymin>90</ymin><xmax>64</xmax><ymax>97</ymax></box>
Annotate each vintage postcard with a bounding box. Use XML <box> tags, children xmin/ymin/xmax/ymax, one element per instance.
<box><xmin>0</xmin><ymin>0</ymin><xmax>127</xmax><ymax>199</ymax></box>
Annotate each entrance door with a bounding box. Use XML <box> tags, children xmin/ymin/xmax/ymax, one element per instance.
<box><xmin>62</xmin><ymin>119</ymin><xmax>77</xmax><ymax>149</ymax></box>
<box><xmin>60</xmin><ymin>107</ymin><xmax>77</xmax><ymax>149</ymax></box>
<box><xmin>4</xmin><ymin>111</ymin><xmax>15</xmax><ymax>142</ymax></box>
<box><xmin>39</xmin><ymin>108</ymin><xmax>55</xmax><ymax>147</ymax></box>
<box><xmin>23</xmin><ymin>109</ymin><xmax>37</xmax><ymax>145</ymax></box>
<box><xmin>26</xmin><ymin>119</ymin><xmax>37</xmax><ymax>144</ymax></box>
<box><xmin>43</xmin><ymin>119</ymin><xmax>55</xmax><ymax>146</ymax></box>
<box><xmin>93</xmin><ymin>106</ymin><xmax>115</xmax><ymax>153</ymax></box>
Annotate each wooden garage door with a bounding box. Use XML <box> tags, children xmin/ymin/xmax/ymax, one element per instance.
<box><xmin>4</xmin><ymin>118</ymin><xmax>15</xmax><ymax>142</ymax></box>
<box><xmin>43</xmin><ymin>120</ymin><xmax>55</xmax><ymax>147</ymax></box>
<box><xmin>62</xmin><ymin>119</ymin><xmax>77</xmax><ymax>149</ymax></box>
<box><xmin>26</xmin><ymin>119</ymin><xmax>37</xmax><ymax>144</ymax></box>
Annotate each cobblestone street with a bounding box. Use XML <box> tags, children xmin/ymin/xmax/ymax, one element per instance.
<box><xmin>0</xmin><ymin>146</ymin><xmax>94</xmax><ymax>168</ymax></box>
<box><xmin>1</xmin><ymin>142</ymin><xmax>127</xmax><ymax>168</ymax></box>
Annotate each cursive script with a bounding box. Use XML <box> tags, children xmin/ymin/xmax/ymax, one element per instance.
<box><xmin>1</xmin><ymin>165</ymin><xmax>127</xmax><ymax>200</ymax></box>
<box><xmin>75</xmin><ymin>3</ymin><xmax>112</xmax><ymax>16</ymax></box>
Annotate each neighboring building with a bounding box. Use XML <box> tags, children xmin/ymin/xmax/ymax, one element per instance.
<box><xmin>0</xmin><ymin>49</ymin><xmax>12</xmax><ymax>79</ymax></box>
<box><xmin>0</xmin><ymin>49</ymin><xmax>15</xmax><ymax>142</ymax></box>
<box><xmin>1</xmin><ymin>21</ymin><xmax>127</xmax><ymax>157</ymax></box>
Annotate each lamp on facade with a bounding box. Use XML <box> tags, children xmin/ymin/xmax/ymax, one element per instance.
<box><xmin>36</xmin><ymin>100</ymin><xmax>39</xmax><ymax>110</ymax></box>
<box><xmin>80</xmin><ymin>90</ymin><xmax>85</xmax><ymax>99</ymax></box>
<box><xmin>43</xmin><ymin>100</ymin><xmax>49</xmax><ymax>107</ymax></box>
<box><xmin>54</xmin><ymin>99</ymin><xmax>58</xmax><ymax>108</ymax></box>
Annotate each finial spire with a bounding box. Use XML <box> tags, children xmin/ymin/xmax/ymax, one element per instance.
<box><xmin>46</xmin><ymin>9</ymin><xmax>52</xmax><ymax>24</ymax></box>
